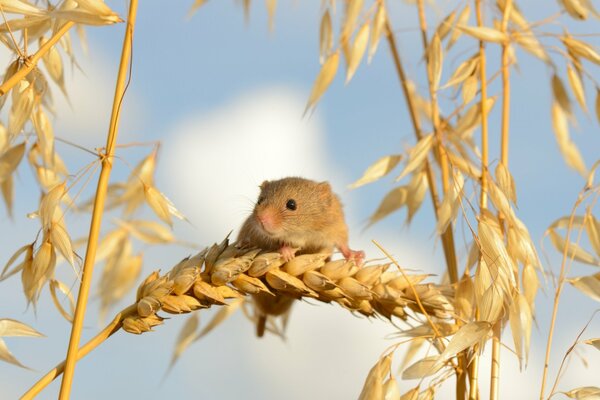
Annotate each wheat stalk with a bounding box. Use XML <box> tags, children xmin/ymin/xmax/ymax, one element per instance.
<box><xmin>21</xmin><ymin>238</ymin><xmax>454</xmax><ymax>397</ymax></box>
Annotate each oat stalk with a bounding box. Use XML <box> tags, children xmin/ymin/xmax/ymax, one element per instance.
<box><xmin>470</xmin><ymin>0</ymin><xmax>489</xmax><ymax>398</ymax></box>
<box><xmin>58</xmin><ymin>2</ymin><xmax>139</xmax><ymax>398</ymax></box>
<box><xmin>539</xmin><ymin>195</ymin><xmax>586</xmax><ymax>400</ymax></box>
<box><xmin>383</xmin><ymin>21</ymin><xmax>459</xmax><ymax>285</ymax></box>
<box><xmin>0</xmin><ymin>21</ymin><xmax>75</xmax><ymax>96</ymax></box>
<box><xmin>490</xmin><ymin>1</ymin><xmax>513</xmax><ymax>398</ymax></box>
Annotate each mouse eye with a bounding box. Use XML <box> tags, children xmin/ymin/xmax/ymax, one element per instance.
<box><xmin>257</xmin><ymin>196</ymin><xmax>265</xmax><ymax>205</ymax></box>
<box><xmin>286</xmin><ymin>199</ymin><xmax>297</xmax><ymax>211</ymax></box>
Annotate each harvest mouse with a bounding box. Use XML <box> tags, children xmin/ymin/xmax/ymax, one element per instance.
<box><xmin>237</xmin><ymin>177</ymin><xmax>364</xmax><ymax>336</ymax></box>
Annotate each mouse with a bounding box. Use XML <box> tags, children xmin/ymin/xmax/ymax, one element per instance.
<box><xmin>237</xmin><ymin>177</ymin><xmax>364</xmax><ymax>336</ymax></box>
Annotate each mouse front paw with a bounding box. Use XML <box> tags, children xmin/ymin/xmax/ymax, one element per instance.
<box><xmin>279</xmin><ymin>245</ymin><xmax>298</xmax><ymax>262</ymax></box>
<box><xmin>340</xmin><ymin>245</ymin><xmax>365</xmax><ymax>265</ymax></box>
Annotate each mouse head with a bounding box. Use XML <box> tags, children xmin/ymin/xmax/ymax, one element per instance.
<box><xmin>252</xmin><ymin>177</ymin><xmax>333</xmax><ymax>237</ymax></box>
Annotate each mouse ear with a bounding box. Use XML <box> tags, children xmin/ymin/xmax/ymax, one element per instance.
<box><xmin>317</xmin><ymin>181</ymin><xmax>332</xmax><ymax>193</ymax></box>
<box><xmin>259</xmin><ymin>180</ymin><xmax>269</xmax><ymax>190</ymax></box>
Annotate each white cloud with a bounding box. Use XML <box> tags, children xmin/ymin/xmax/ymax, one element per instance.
<box><xmin>160</xmin><ymin>86</ymin><xmax>343</xmax><ymax>242</ymax></box>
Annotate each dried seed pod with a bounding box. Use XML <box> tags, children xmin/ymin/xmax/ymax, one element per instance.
<box><xmin>303</xmin><ymin>270</ymin><xmax>337</xmax><ymax>291</ymax></box>
<box><xmin>161</xmin><ymin>295</ymin><xmax>203</xmax><ymax>314</ymax></box>
<box><xmin>354</xmin><ymin>265</ymin><xmax>386</xmax><ymax>286</ymax></box>
<box><xmin>338</xmin><ymin>277</ymin><xmax>372</xmax><ymax>300</ymax></box>
<box><xmin>232</xmin><ymin>274</ymin><xmax>272</xmax><ymax>295</ymax></box>
<box><xmin>172</xmin><ymin>267</ymin><xmax>199</xmax><ymax>295</ymax></box>
<box><xmin>193</xmin><ymin>280</ymin><xmax>226</xmax><ymax>305</ymax></box>
<box><xmin>321</xmin><ymin>259</ymin><xmax>358</xmax><ymax>281</ymax></box>
<box><xmin>248</xmin><ymin>252</ymin><xmax>284</xmax><ymax>277</ymax></box>
<box><xmin>266</xmin><ymin>269</ymin><xmax>317</xmax><ymax>297</ymax></box>
<box><xmin>137</xmin><ymin>296</ymin><xmax>161</xmax><ymax>318</ymax></box>
<box><xmin>122</xmin><ymin>314</ymin><xmax>164</xmax><ymax>334</ymax></box>
<box><xmin>283</xmin><ymin>253</ymin><xmax>328</xmax><ymax>276</ymax></box>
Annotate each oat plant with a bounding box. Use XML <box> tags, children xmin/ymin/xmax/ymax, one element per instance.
<box><xmin>1</xmin><ymin>0</ymin><xmax>600</xmax><ymax>399</ymax></box>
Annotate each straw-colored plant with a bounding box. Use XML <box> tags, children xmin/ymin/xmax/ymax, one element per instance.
<box><xmin>1</xmin><ymin>0</ymin><xmax>600</xmax><ymax>399</ymax></box>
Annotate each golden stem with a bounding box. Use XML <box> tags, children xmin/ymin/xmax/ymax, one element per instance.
<box><xmin>491</xmin><ymin>2</ymin><xmax>511</xmax><ymax>399</ymax></box>
<box><xmin>21</xmin><ymin>305</ymin><xmax>137</xmax><ymax>400</ymax></box>
<box><xmin>539</xmin><ymin>196</ymin><xmax>586</xmax><ymax>399</ymax></box>
<box><xmin>58</xmin><ymin>2</ymin><xmax>138</xmax><ymax>398</ymax></box>
<box><xmin>384</xmin><ymin>20</ymin><xmax>458</xmax><ymax>284</ymax></box>
<box><xmin>490</xmin><ymin>321</ymin><xmax>502</xmax><ymax>400</ymax></box>
<box><xmin>0</xmin><ymin>21</ymin><xmax>74</xmax><ymax>96</ymax></box>
<box><xmin>469</xmin><ymin>352</ymin><xmax>480</xmax><ymax>400</ymax></box>
<box><xmin>471</xmin><ymin>1</ymin><xmax>489</xmax><ymax>398</ymax></box>
<box><xmin>498</xmin><ymin>0</ymin><xmax>512</xmax><ymax>191</ymax></box>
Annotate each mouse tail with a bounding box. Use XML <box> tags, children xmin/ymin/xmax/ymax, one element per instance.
<box><xmin>256</xmin><ymin>314</ymin><xmax>267</xmax><ymax>337</ymax></box>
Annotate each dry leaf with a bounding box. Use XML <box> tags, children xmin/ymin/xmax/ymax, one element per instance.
<box><xmin>349</xmin><ymin>154</ymin><xmax>403</xmax><ymax>188</ymax></box>
<box><xmin>49</xmin><ymin>279</ymin><xmax>75</xmax><ymax>322</ymax></box>
<box><xmin>435</xmin><ymin>172</ymin><xmax>464</xmax><ymax>234</ymax></box>
<box><xmin>396</xmin><ymin>133</ymin><xmax>434</xmax><ymax>181</ymax></box>
<box><xmin>1</xmin><ymin>243</ymin><xmax>32</xmax><ymax>281</ymax></box>
<box><xmin>402</xmin><ymin>356</ymin><xmax>443</xmax><ymax>380</ymax></box>
<box><xmin>406</xmin><ymin>171</ymin><xmax>428</xmax><ymax>223</ymax></box>
<box><xmin>0</xmin><ymin>319</ymin><xmax>43</xmax><ymax>369</ymax></box>
<box><xmin>383</xmin><ymin>376</ymin><xmax>401</xmax><ymax>400</ymax></box>
<box><xmin>567</xmin><ymin>64</ymin><xmax>587</xmax><ymax>112</ymax></box>
<box><xmin>437</xmin><ymin>321</ymin><xmax>492</xmax><ymax>365</ymax></box>
<box><xmin>436</xmin><ymin>10</ymin><xmax>456</xmax><ymax>41</ymax></box>
<box><xmin>187</xmin><ymin>0</ymin><xmax>207</xmax><ymax>17</ymax></box>
<box><xmin>494</xmin><ymin>163</ymin><xmax>516</xmax><ymax>204</ymax></box>
<box><xmin>0</xmin><ymin>142</ymin><xmax>25</xmax><ymax>182</ymax></box>
<box><xmin>509</xmin><ymin>293</ymin><xmax>532</xmax><ymax>369</ymax></box>
<box><xmin>458</xmin><ymin>25</ymin><xmax>508</xmax><ymax>43</ymax></box>
<box><xmin>0</xmin><ymin>0</ymin><xmax>45</xmax><ymax>16</ymax></box>
<box><xmin>358</xmin><ymin>355</ymin><xmax>391</xmax><ymax>400</ymax></box>
<box><xmin>585</xmin><ymin>216</ymin><xmax>600</xmax><ymax>257</ymax></box>
<box><xmin>584</xmin><ymin>338</ymin><xmax>600</xmax><ymax>351</ymax></box>
<box><xmin>560</xmin><ymin>0</ymin><xmax>589</xmax><ymax>20</ymax></box>
<box><xmin>266</xmin><ymin>0</ymin><xmax>276</xmax><ymax>31</ymax></box>
<box><xmin>342</xmin><ymin>0</ymin><xmax>363</xmax><ymax>41</ymax></box>
<box><xmin>563</xmin><ymin>386</ymin><xmax>600</xmax><ymax>399</ymax></box>
<box><xmin>552</xmin><ymin>74</ymin><xmax>573</xmax><ymax>116</ymax></box>
<box><xmin>39</xmin><ymin>181</ymin><xmax>66</xmax><ymax>231</ymax></box>
<box><xmin>462</xmin><ymin>74</ymin><xmax>478</xmax><ymax>104</ymax></box>
<box><xmin>319</xmin><ymin>9</ymin><xmax>333</xmax><ymax>63</ymax></box>
<box><xmin>447</xmin><ymin>5</ymin><xmax>470</xmax><ymax>50</ymax></box>
<box><xmin>548</xmin><ymin>229</ymin><xmax>600</xmax><ymax>266</ymax></box>
<box><xmin>40</xmin><ymin>36</ymin><xmax>65</xmax><ymax>95</ymax></box>
<box><xmin>52</xmin><ymin>0</ymin><xmax>122</xmax><ymax>25</ymax></box>
<box><xmin>346</xmin><ymin>22</ymin><xmax>369</xmax><ymax>83</ymax></box>
<box><xmin>551</xmin><ymin>102</ymin><xmax>587</xmax><ymax>177</ymax></box>
<box><xmin>368</xmin><ymin>186</ymin><xmax>407</xmax><ymax>226</ymax></box>
<box><xmin>304</xmin><ymin>50</ymin><xmax>339</xmax><ymax>114</ymax></box>
<box><xmin>513</xmin><ymin>31</ymin><xmax>550</xmax><ymax>63</ymax></box>
<box><xmin>442</xmin><ymin>54</ymin><xmax>478</xmax><ymax>89</ymax></box>
<box><xmin>569</xmin><ymin>273</ymin><xmax>600</xmax><ymax>302</ymax></box>
<box><xmin>563</xmin><ymin>37</ymin><xmax>600</xmax><ymax>66</ymax></box>
<box><xmin>428</xmin><ymin>33</ymin><xmax>443</xmax><ymax>90</ymax></box>
<box><xmin>368</xmin><ymin>4</ymin><xmax>386</xmax><ymax>63</ymax></box>
<box><xmin>50</xmin><ymin>221</ymin><xmax>75</xmax><ymax>267</ymax></box>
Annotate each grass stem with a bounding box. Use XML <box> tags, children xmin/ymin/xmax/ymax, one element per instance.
<box><xmin>58</xmin><ymin>2</ymin><xmax>139</xmax><ymax>398</ymax></box>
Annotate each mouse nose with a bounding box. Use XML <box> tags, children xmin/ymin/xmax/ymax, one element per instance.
<box><xmin>257</xmin><ymin>210</ymin><xmax>276</xmax><ymax>232</ymax></box>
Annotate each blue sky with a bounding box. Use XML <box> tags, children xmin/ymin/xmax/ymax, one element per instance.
<box><xmin>1</xmin><ymin>1</ymin><xmax>600</xmax><ymax>399</ymax></box>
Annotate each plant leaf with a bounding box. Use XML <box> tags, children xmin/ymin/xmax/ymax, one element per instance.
<box><xmin>349</xmin><ymin>154</ymin><xmax>403</xmax><ymax>188</ymax></box>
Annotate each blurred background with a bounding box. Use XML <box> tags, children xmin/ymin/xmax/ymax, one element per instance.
<box><xmin>1</xmin><ymin>0</ymin><xmax>600</xmax><ymax>398</ymax></box>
